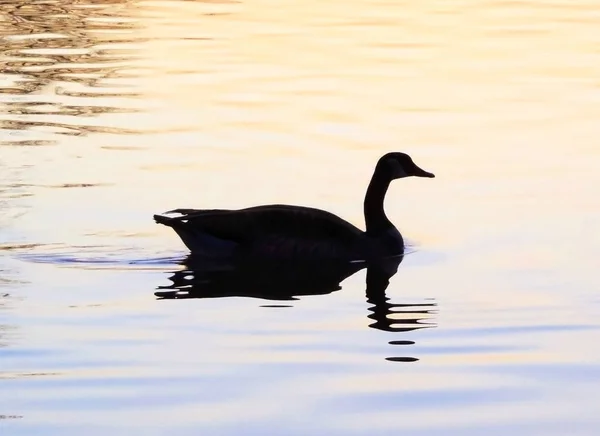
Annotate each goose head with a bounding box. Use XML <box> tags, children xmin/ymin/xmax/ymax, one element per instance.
<box><xmin>378</xmin><ymin>152</ymin><xmax>435</xmax><ymax>180</ymax></box>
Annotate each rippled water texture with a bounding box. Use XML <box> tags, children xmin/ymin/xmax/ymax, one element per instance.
<box><xmin>2</xmin><ymin>0</ymin><xmax>600</xmax><ymax>435</ymax></box>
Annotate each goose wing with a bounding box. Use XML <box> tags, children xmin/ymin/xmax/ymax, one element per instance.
<box><xmin>156</xmin><ymin>204</ymin><xmax>364</xmax><ymax>259</ymax></box>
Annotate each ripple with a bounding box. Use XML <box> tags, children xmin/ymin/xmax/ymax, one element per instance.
<box><xmin>0</xmin><ymin>139</ymin><xmax>55</xmax><ymax>146</ymax></box>
<box><xmin>259</xmin><ymin>305</ymin><xmax>294</xmax><ymax>308</ymax></box>
<box><xmin>3</xmin><ymin>240</ymin><xmax>184</xmax><ymax>270</ymax></box>
<box><xmin>385</xmin><ymin>356</ymin><xmax>419</xmax><ymax>363</ymax></box>
<box><xmin>389</xmin><ymin>340</ymin><xmax>416</xmax><ymax>345</ymax></box>
<box><xmin>0</xmin><ymin>0</ymin><xmax>147</xmax><ymax>145</ymax></box>
<box><xmin>3</xmin><ymin>183</ymin><xmax>110</xmax><ymax>189</ymax></box>
<box><xmin>17</xmin><ymin>251</ymin><xmax>184</xmax><ymax>270</ymax></box>
<box><xmin>0</xmin><ymin>243</ymin><xmax>59</xmax><ymax>251</ymax></box>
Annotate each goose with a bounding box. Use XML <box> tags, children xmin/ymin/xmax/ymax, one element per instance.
<box><xmin>154</xmin><ymin>152</ymin><xmax>434</xmax><ymax>261</ymax></box>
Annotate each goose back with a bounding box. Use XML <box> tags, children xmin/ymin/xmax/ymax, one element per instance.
<box><xmin>155</xmin><ymin>204</ymin><xmax>365</xmax><ymax>261</ymax></box>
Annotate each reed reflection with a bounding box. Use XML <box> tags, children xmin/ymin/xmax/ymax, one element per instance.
<box><xmin>0</xmin><ymin>0</ymin><xmax>143</xmax><ymax>144</ymax></box>
<box><xmin>156</xmin><ymin>255</ymin><xmax>437</xmax><ymax>361</ymax></box>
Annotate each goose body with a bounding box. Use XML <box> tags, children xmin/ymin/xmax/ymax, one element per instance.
<box><xmin>154</xmin><ymin>152</ymin><xmax>434</xmax><ymax>261</ymax></box>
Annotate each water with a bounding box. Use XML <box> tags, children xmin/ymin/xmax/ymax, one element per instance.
<box><xmin>2</xmin><ymin>0</ymin><xmax>600</xmax><ymax>434</ymax></box>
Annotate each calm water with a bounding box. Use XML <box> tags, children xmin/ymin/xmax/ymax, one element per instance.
<box><xmin>2</xmin><ymin>0</ymin><xmax>600</xmax><ymax>434</ymax></box>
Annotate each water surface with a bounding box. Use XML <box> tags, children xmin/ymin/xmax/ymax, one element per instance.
<box><xmin>1</xmin><ymin>0</ymin><xmax>600</xmax><ymax>435</ymax></box>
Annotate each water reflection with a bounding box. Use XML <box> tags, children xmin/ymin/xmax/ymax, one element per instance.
<box><xmin>0</xmin><ymin>0</ymin><xmax>143</xmax><ymax>145</ymax></box>
<box><xmin>156</xmin><ymin>255</ymin><xmax>437</xmax><ymax>361</ymax></box>
<box><xmin>366</xmin><ymin>263</ymin><xmax>436</xmax><ymax>333</ymax></box>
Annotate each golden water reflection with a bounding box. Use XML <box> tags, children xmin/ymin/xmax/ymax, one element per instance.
<box><xmin>0</xmin><ymin>0</ymin><xmax>144</xmax><ymax>144</ymax></box>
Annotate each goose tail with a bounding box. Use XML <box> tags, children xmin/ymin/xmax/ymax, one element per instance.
<box><xmin>153</xmin><ymin>214</ymin><xmax>174</xmax><ymax>226</ymax></box>
<box><xmin>153</xmin><ymin>213</ymin><xmax>237</xmax><ymax>258</ymax></box>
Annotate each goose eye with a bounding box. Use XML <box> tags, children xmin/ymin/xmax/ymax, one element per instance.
<box><xmin>390</xmin><ymin>159</ymin><xmax>408</xmax><ymax>178</ymax></box>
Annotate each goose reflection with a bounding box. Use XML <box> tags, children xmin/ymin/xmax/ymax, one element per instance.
<box><xmin>156</xmin><ymin>255</ymin><xmax>436</xmax><ymax>361</ymax></box>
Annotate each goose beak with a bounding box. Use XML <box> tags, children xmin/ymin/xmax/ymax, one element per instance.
<box><xmin>413</xmin><ymin>165</ymin><xmax>435</xmax><ymax>178</ymax></box>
